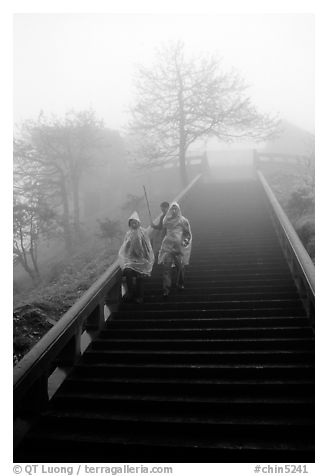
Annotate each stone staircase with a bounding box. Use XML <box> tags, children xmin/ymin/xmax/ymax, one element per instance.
<box><xmin>14</xmin><ymin>180</ymin><xmax>314</xmax><ymax>462</ymax></box>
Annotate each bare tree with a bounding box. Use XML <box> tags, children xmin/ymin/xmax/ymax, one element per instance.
<box><xmin>129</xmin><ymin>41</ymin><xmax>279</xmax><ymax>185</ymax></box>
<box><xmin>14</xmin><ymin>109</ymin><xmax>108</xmax><ymax>252</ymax></box>
<box><xmin>13</xmin><ymin>182</ymin><xmax>55</xmax><ymax>282</ymax></box>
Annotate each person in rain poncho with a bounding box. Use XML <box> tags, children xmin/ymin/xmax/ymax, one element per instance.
<box><xmin>158</xmin><ymin>202</ymin><xmax>192</xmax><ymax>297</ymax></box>
<box><xmin>150</xmin><ymin>201</ymin><xmax>170</xmax><ymax>262</ymax></box>
<box><xmin>118</xmin><ymin>211</ymin><xmax>154</xmax><ymax>303</ymax></box>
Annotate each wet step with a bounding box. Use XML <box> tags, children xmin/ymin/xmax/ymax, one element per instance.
<box><xmin>100</xmin><ymin>326</ymin><xmax>313</xmax><ymax>339</ymax></box>
<box><xmin>109</xmin><ymin>316</ymin><xmax>309</xmax><ymax>328</ymax></box>
<box><xmin>73</xmin><ymin>362</ymin><xmax>314</xmax><ymax>379</ymax></box>
<box><xmin>188</xmin><ymin>249</ymin><xmax>284</xmax><ymax>259</ymax></box>
<box><xmin>16</xmin><ymin>428</ymin><xmax>315</xmax><ymax>463</ymax></box>
<box><xmin>51</xmin><ymin>392</ymin><xmax>314</xmax><ymax>418</ymax></box>
<box><xmin>181</xmin><ymin>269</ymin><xmax>293</xmax><ymax>277</ymax></box>
<box><xmin>120</xmin><ymin>299</ymin><xmax>305</xmax><ymax>312</ymax></box>
<box><xmin>144</xmin><ymin>286</ymin><xmax>298</xmax><ymax>296</ymax></box>
<box><xmin>181</xmin><ymin>258</ymin><xmax>288</xmax><ymax>266</ymax></box>
<box><xmin>142</xmin><ymin>291</ymin><xmax>300</xmax><ymax>302</ymax></box>
<box><xmin>116</xmin><ymin>307</ymin><xmax>307</xmax><ymax>319</ymax></box>
<box><xmin>101</xmin><ymin>325</ymin><xmax>312</xmax><ymax>338</ymax></box>
<box><xmin>145</xmin><ymin>277</ymin><xmax>297</xmax><ymax>289</ymax></box>
<box><xmin>191</xmin><ymin>240</ymin><xmax>279</xmax><ymax>248</ymax></box>
<box><xmin>83</xmin><ymin>349</ymin><xmax>314</xmax><ymax>365</ymax></box>
<box><xmin>32</xmin><ymin>409</ymin><xmax>314</xmax><ymax>444</ymax></box>
<box><xmin>182</xmin><ymin>261</ymin><xmax>290</xmax><ymax>269</ymax></box>
<box><xmin>149</xmin><ymin>274</ymin><xmax>297</xmax><ymax>284</ymax></box>
<box><xmin>93</xmin><ymin>337</ymin><xmax>314</xmax><ymax>351</ymax></box>
<box><xmin>62</xmin><ymin>376</ymin><xmax>315</xmax><ymax>398</ymax></box>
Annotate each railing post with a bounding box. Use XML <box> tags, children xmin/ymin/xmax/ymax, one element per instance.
<box><xmin>56</xmin><ymin>324</ymin><xmax>83</xmax><ymax>366</ymax></box>
<box><xmin>15</xmin><ymin>372</ymin><xmax>49</xmax><ymax>418</ymax></box>
<box><xmin>105</xmin><ymin>278</ymin><xmax>122</xmax><ymax>316</ymax></box>
<box><xmin>86</xmin><ymin>300</ymin><xmax>105</xmax><ymax>331</ymax></box>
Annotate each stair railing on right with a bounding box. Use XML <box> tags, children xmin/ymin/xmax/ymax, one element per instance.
<box><xmin>256</xmin><ymin>170</ymin><xmax>315</xmax><ymax>326</ymax></box>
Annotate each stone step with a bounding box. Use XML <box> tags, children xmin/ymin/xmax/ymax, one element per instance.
<box><xmin>16</xmin><ymin>429</ymin><xmax>315</xmax><ymax>463</ymax></box>
<box><xmin>101</xmin><ymin>326</ymin><xmax>312</xmax><ymax>339</ymax></box>
<box><xmin>119</xmin><ymin>299</ymin><xmax>305</xmax><ymax>312</ymax></box>
<box><xmin>83</xmin><ymin>349</ymin><xmax>314</xmax><ymax>365</ymax></box>
<box><xmin>73</xmin><ymin>362</ymin><xmax>314</xmax><ymax>379</ymax></box>
<box><xmin>93</xmin><ymin>337</ymin><xmax>314</xmax><ymax>351</ymax></box>
<box><xmin>51</xmin><ymin>392</ymin><xmax>314</xmax><ymax>419</ymax></box>
<box><xmin>62</xmin><ymin>376</ymin><xmax>315</xmax><ymax>398</ymax></box>
<box><xmin>116</xmin><ymin>308</ymin><xmax>307</xmax><ymax>319</ymax></box>
<box><xmin>109</xmin><ymin>316</ymin><xmax>309</xmax><ymax>329</ymax></box>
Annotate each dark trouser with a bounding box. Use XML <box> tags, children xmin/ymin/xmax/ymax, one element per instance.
<box><xmin>123</xmin><ymin>268</ymin><xmax>145</xmax><ymax>300</ymax></box>
<box><xmin>162</xmin><ymin>253</ymin><xmax>185</xmax><ymax>293</ymax></box>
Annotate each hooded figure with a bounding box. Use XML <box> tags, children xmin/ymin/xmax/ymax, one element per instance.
<box><xmin>118</xmin><ymin>211</ymin><xmax>154</xmax><ymax>302</ymax></box>
<box><xmin>150</xmin><ymin>201</ymin><xmax>170</xmax><ymax>261</ymax></box>
<box><xmin>158</xmin><ymin>202</ymin><xmax>192</xmax><ymax>296</ymax></box>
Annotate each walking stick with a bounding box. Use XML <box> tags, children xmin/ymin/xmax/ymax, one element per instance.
<box><xmin>143</xmin><ymin>185</ymin><xmax>152</xmax><ymax>223</ymax></box>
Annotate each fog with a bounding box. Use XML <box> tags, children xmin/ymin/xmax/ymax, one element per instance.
<box><xmin>14</xmin><ymin>13</ymin><xmax>314</xmax><ymax>133</ymax></box>
<box><xmin>12</xmin><ymin>12</ymin><xmax>315</xmax><ymax>291</ymax></box>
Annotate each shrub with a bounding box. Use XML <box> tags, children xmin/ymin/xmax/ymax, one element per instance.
<box><xmin>287</xmin><ymin>184</ymin><xmax>314</xmax><ymax>218</ymax></box>
<box><xmin>264</xmin><ymin>169</ymin><xmax>315</xmax><ymax>262</ymax></box>
<box><xmin>294</xmin><ymin>215</ymin><xmax>315</xmax><ymax>260</ymax></box>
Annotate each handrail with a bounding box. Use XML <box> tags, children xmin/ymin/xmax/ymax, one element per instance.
<box><xmin>253</xmin><ymin>149</ymin><xmax>311</xmax><ymax>166</ymax></box>
<box><xmin>170</xmin><ymin>173</ymin><xmax>203</xmax><ymax>204</ymax></box>
<box><xmin>14</xmin><ymin>263</ymin><xmax>121</xmax><ymax>401</ymax></box>
<box><xmin>257</xmin><ymin>170</ymin><xmax>315</xmax><ymax>324</ymax></box>
<box><xmin>156</xmin><ymin>153</ymin><xmax>209</xmax><ymax>172</ymax></box>
<box><xmin>14</xmin><ymin>172</ymin><xmax>203</xmax><ymax>420</ymax></box>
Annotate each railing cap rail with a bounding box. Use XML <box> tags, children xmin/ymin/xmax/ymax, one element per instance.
<box><xmin>257</xmin><ymin>170</ymin><xmax>314</xmax><ymax>295</ymax></box>
<box><xmin>13</xmin><ymin>261</ymin><xmax>121</xmax><ymax>389</ymax></box>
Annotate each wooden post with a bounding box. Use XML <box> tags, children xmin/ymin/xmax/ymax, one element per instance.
<box><xmin>105</xmin><ymin>280</ymin><xmax>122</xmax><ymax>316</ymax></box>
<box><xmin>15</xmin><ymin>373</ymin><xmax>49</xmax><ymax>418</ymax></box>
<box><xmin>86</xmin><ymin>301</ymin><xmax>105</xmax><ymax>331</ymax></box>
<box><xmin>57</xmin><ymin>325</ymin><xmax>83</xmax><ymax>366</ymax></box>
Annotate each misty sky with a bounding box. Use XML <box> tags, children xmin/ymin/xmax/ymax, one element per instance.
<box><xmin>13</xmin><ymin>13</ymin><xmax>314</xmax><ymax>134</ymax></box>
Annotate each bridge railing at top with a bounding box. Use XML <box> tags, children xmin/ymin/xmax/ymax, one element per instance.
<box><xmin>159</xmin><ymin>152</ymin><xmax>209</xmax><ymax>172</ymax></box>
<box><xmin>256</xmin><ymin>169</ymin><xmax>315</xmax><ymax>326</ymax></box>
<box><xmin>253</xmin><ymin>149</ymin><xmax>312</xmax><ymax>167</ymax></box>
<box><xmin>13</xmin><ymin>173</ymin><xmax>204</xmax><ymax>431</ymax></box>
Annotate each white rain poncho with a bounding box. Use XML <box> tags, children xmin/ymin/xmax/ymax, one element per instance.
<box><xmin>158</xmin><ymin>202</ymin><xmax>192</xmax><ymax>265</ymax></box>
<box><xmin>118</xmin><ymin>211</ymin><xmax>154</xmax><ymax>276</ymax></box>
<box><xmin>149</xmin><ymin>214</ymin><xmax>166</xmax><ymax>259</ymax></box>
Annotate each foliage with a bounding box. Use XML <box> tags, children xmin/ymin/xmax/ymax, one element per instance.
<box><xmin>13</xmin><ymin>181</ymin><xmax>56</xmax><ymax>281</ymax></box>
<box><xmin>263</xmin><ymin>165</ymin><xmax>315</xmax><ymax>261</ymax></box>
<box><xmin>14</xmin><ymin>307</ymin><xmax>53</xmax><ymax>365</ymax></box>
<box><xmin>287</xmin><ymin>185</ymin><xmax>314</xmax><ymax>218</ymax></box>
<box><xmin>129</xmin><ymin>41</ymin><xmax>279</xmax><ymax>184</ymax></box>
<box><xmin>13</xmin><ymin>237</ymin><xmax>118</xmax><ymax>364</ymax></box>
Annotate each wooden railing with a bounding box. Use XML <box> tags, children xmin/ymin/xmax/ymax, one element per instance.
<box><xmin>256</xmin><ymin>170</ymin><xmax>315</xmax><ymax>326</ymax></box>
<box><xmin>253</xmin><ymin>149</ymin><xmax>312</xmax><ymax>167</ymax></box>
<box><xmin>13</xmin><ymin>173</ymin><xmax>203</xmax><ymax>431</ymax></box>
<box><xmin>161</xmin><ymin>152</ymin><xmax>209</xmax><ymax>173</ymax></box>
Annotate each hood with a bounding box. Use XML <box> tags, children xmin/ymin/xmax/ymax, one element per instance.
<box><xmin>128</xmin><ymin>211</ymin><xmax>141</xmax><ymax>224</ymax></box>
<box><xmin>168</xmin><ymin>201</ymin><xmax>181</xmax><ymax>216</ymax></box>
